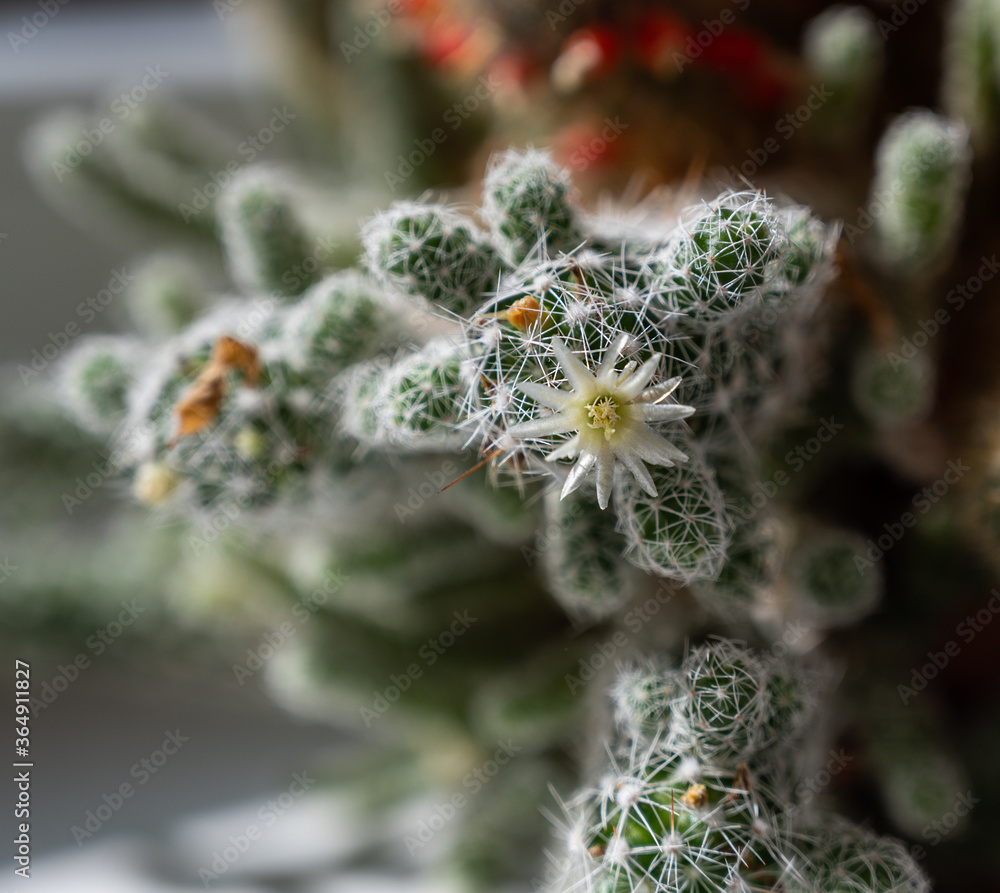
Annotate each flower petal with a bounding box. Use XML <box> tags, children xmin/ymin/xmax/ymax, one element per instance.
<box><xmin>613</xmin><ymin>360</ymin><xmax>637</xmax><ymax>388</ymax></box>
<box><xmin>632</xmin><ymin>376</ymin><xmax>683</xmax><ymax>404</ymax></box>
<box><xmin>516</xmin><ymin>380</ymin><xmax>575</xmax><ymax>411</ymax></box>
<box><xmin>561</xmin><ymin>451</ymin><xmax>597</xmax><ymax>499</ymax></box>
<box><xmin>594</xmin><ymin>442</ymin><xmax>615</xmax><ymax>510</ymax></box>
<box><xmin>509</xmin><ymin>411</ymin><xmax>577</xmax><ymax>439</ymax></box>
<box><xmin>622</xmin><ymin>422</ymin><xmax>689</xmax><ymax>465</ymax></box>
<box><xmin>614</xmin><ymin>448</ymin><xmax>657</xmax><ymax>498</ymax></box>
<box><xmin>546</xmin><ymin>433</ymin><xmax>581</xmax><ymax>461</ymax></box>
<box><xmin>631</xmin><ymin>402</ymin><xmax>696</xmax><ymax>423</ymax></box>
<box><xmin>617</xmin><ymin>353</ymin><xmax>663</xmax><ymax>400</ymax></box>
<box><xmin>595</xmin><ymin>333</ymin><xmax>630</xmax><ymax>383</ymax></box>
<box><xmin>551</xmin><ymin>337</ymin><xmax>597</xmax><ymax>394</ymax></box>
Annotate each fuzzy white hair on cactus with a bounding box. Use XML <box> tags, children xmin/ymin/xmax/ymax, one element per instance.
<box><xmin>508</xmin><ymin>334</ymin><xmax>694</xmax><ymax>509</ymax></box>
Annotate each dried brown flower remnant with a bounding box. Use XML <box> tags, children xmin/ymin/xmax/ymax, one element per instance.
<box><xmin>170</xmin><ymin>336</ymin><xmax>260</xmax><ymax>446</ymax></box>
<box><xmin>680</xmin><ymin>783</ymin><xmax>708</xmax><ymax>808</ymax></box>
<box><xmin>212</xmin><ymin>335</ymin><xmax>261</xmax><ymax>386</ymax></box>
<box><xmin>725</xmin><ymin>763</ymin><xmax>752</xmax><ymax>803</ymax></box>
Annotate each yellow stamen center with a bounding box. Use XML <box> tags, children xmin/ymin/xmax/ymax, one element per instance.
<box><xmin>586</xmin><ymin>395</ymin><xmax>620</xmax><ymax>440</ymax></box>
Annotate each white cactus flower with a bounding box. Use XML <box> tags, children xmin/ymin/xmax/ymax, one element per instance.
<box><xmin>508</xmin><ymin>334</ymin><xmax>695</xmax><ymax>509</ymax></box>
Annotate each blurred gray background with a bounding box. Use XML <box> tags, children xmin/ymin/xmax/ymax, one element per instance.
<box><xmin>1</xmin><ymin>4</ymin><xmax>361</xmax><ymax>890</ymax></box>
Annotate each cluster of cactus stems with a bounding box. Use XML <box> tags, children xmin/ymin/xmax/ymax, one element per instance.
<box><xmin>56</xmin><ymin>147</ymin><xmax>846</xmax><ymax>621</ymax></box>
<box><xmin>548</xmin><ymin>641</ymin><xmax>927</xmax><ymax>893</ymax></box>
<box><xmin>14</xmin><ymin>1</ymin><xmax>1000</xmax><ymax>889</ymax></box>
<box><xmin>43</xmin><ymin>141</ymin><xmax>941</xmax><ymax>890</ymax></box>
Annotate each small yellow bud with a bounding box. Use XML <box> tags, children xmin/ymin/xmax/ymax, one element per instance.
<box><xmin>133</xmin><ymin>462</ymin><xmax>179</xmax><ymax>505</ymax></box>
<box><xmin>505</xmin><ymin>296</ymin><xmax>550</xmax><ymax>331</ymax></box>
<box><xmin>680</xmin><ymin>783</ymin><xmax>708</xmax><ymax>808</ymax></box>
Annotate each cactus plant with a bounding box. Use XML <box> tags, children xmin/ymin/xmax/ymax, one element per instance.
<box><xmin>17</xmin><ymin>3</ymin><xmax>998</xmax><ymax>876</ymax></box>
